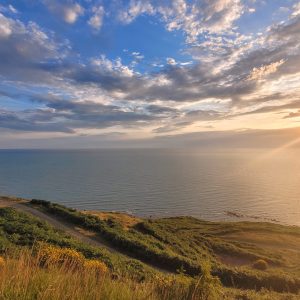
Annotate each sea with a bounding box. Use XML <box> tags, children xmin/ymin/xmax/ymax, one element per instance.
<box><xmin>0</xmin><ymin>148</ymin><xmax>299</xmax><ymax>226</ymax></box>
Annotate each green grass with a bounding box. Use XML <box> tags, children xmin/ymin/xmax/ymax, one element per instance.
<box><xmin>0</xmin><ymin>207</ymin><xmax>156</xmax><ymax>281</ymax></box>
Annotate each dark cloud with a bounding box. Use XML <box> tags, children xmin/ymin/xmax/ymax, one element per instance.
<box><xmin>145</xmin><ymin>104</ymin><xmax>179</xmax><ymax>115</ymax></box>
<box><xmin>153</xmin><ymin>121</ymin><xmax>193</xmax><ymax>133</ymax></box>
<box><xmin>0</xmin><ymin>12</ymin><xmax>69</xmax><ymax>84</ymax></box>
<box><xmin>238</xmin><ymin>100</ymin><xmax>300</xmax><ymax>116</ymax></box>
<box><xmin>2</xmin><ymin>127</ymin><xmax>300</xmax><ymax>149</ymax></box>
<box><xmin>152</xmin><ymin>127</ymin><xmax>300</xmax><ymax>149</ymax></box>
<box><xmin>0</xmin><ymin>93</ymin><xmax>158</xmax><ymax>133</ymax></box>
<box><xmin>0</xmin><ymin>109</ymin><xmax>74</xmax><ymax>133</ymax></box>
<box><xmin>185</xmin><ymin>109</ymin><xmax>226</xmax><ymax>120</ymax></box>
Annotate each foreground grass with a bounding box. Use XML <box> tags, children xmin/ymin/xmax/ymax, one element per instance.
<box><xmin>0</xmin><ymin>248</ymin><xmax>298</xmax><ymax>300</ymax></box>
<box><xmin>0</xmin><ymin>247</ymin><xmax>224</xmax><ymax>300</ymax></box>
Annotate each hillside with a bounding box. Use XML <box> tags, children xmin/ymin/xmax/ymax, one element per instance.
<box><xmin>0</xmin><ymin>196</ymin><xmax>299</xmax><ymax>299</ymax></box>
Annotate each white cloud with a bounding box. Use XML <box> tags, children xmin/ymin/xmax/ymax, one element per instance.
<box><xmin>180</xmin><ymin>61</ymin><xmax>193</xmax><ymax>66</ymax></box>
<box><xmin>43</xmin><ymin>1</ymin><xmax>84</xmax><ymax>24</ymax></box>
<box><xmin>292</xmin><ymin>2</ymin><xmax>300</xmax><ymax>17</ymax></box>
<box><xmin>0</xmin><ymin>13</ymin><xmax>12</xmax><ymax>37</ymax></box>
<box><xmin>248</xmin><ymin>60</ymin><xmax>286</xmax><ymax>81</ymax></box>
<box><xmin>63</xmin><ymin>3</ymin><xmax>84</xmax><ymax>24</ymax></box>
<box><xmin>88</xmin><ymin>6</ymin><xmax>105</xmax><ymax>30</ymax></box>
<box><xmin>132</xmin><ymin>52</ymin><xmax>144</xmax><ymax>59</ymax></box>
<box><xmin>118</xmin><ymin>0</ymin><xmax>154</xmax><ymax>24</ymax></box>
<box><xmin>0</xmin><ymin>13</ymin><xmax>69</xmax><ymax>83</ymax></box>
<box><xmin>91</xmin><ymin>55</ymin><xmax>135</xmax><ymax>77</ymax></box>
<box><xmin>8</xmin><ymin>5</ymin><xmax>18</xmax><ymax>14</ymax></box>
<box><xmin>166</xmin><ymin>57</ymin><xmax>177</xmax><ymax>65</ymax></box>
<box><xmin>118</xmin><ymin>0</ymin><xmax>244</xmax><ymax>43</ymax></box>
<box><xmin>0</xmin><ymin>4</ymin><xmax>18</xmax><ymax>14</ymax></box>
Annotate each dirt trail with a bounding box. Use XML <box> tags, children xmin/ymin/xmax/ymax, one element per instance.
<box><xmin>0</xmin><ymin>197</ymin><xmax>118</xmax><ymax>252</ymax></box>
<box><xmin>0</xmin><ymin>196</ymin><xmax>169</xmax><ymax>273</ymax></box>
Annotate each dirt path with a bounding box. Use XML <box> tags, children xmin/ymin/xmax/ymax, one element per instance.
<box><xmin>0</xmin><ymin>197</ymin><xmax>119</xmax><ymax>253</ymax></box>
<box><xmin>0</xmin><ymin>196</ymin><xmax>169</xmax><ymax>274</ymax></box>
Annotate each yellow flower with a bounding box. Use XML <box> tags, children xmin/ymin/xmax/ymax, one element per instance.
<box><xmin>39</xmin><ymin>245</ymin><xmax>84</xmax><ymax>268</ymax></box>
<box><xmin>84</xmin><ymin>259</ymin><xmax>108</xmax><ymax>274</ymax></box>
<box><xmin>38</xmin><ymin>244</ymin><xmax>108</xmax><ymax>275</ymax></box>
<box><xmin>0</xmin><ymin>256</ymin><xmax>5</xmax><ymax>269</ymax></box>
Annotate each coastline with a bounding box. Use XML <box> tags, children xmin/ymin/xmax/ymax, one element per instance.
<box><xmin>1</xmin><ymin>194</ymin><xmax>299</xmax><ymax>228</ymax></box>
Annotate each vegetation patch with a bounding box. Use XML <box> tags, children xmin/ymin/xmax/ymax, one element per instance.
<box><xmin>30</xmin><ymin>199</ymin><xmax>300</xmax><ymax>294</ymax></box>
<box><xmin>0</xmin><ymin>207</ymin><xmax>155</xmax><ymax>281</ymax></box>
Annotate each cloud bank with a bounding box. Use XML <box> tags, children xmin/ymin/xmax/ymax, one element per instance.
<box><xmin>0</xmin><ymin>1</ymin><xmax>300</xmax><ymax>147</ymax></box>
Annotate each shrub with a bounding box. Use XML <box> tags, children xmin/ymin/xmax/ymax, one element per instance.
<box><xmin>253</xmin><ymin>259</ymin><xmax>268</xmax><ymax>271</ymax></box>
<box><xmin>38</xmin><ymin>244</ymin><xmax>108</xmax><ymax>277</ymax></box>
<box><xmin>154</xmin><ymin>262</ymin><xmax>221</xmax><ymax>300</ymax></box>
<box><xmin>84</xmin><ymin>259</ymin><xmax>108</xmax><ymax>274</ymax></box>
<box><xmin>38</xmin><ymin>244</ymin><xmax>85</xmax><ymax>269</ymax></box>
<box><xmin>0</xmin><ymin>256</ymin><xmax>5</xmax><ymax>269</ymax></box>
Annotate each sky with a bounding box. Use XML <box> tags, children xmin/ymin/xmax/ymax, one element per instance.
<box><xmin>1</xmin><ymin>0</ymin><xmax>300</xmax><ymax>148</ymax></box>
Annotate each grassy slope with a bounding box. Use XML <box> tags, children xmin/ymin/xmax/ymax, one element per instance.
<box><xmin>0</xmin><ymin>198</ymin><xmax>299</xmax><ymax>299</ymax></box>
<box><xmin>29</xmin><ymin>199</ymin><xmax>300</xmax><ymax>294</ymax></box>
<box><xmin>0</xmin><ymin>207</ymin><xmax>156</xmax><ymax>281</ymax></box>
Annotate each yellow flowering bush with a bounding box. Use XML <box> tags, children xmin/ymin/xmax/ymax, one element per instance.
<box><xmin>84</xmin><ymin>259</ymin><xmax>108</xmax><ymax>274</ymax></box>
<box><xmin>0</xmin><ymin>256</ymin><xmax>5</xmax><ymax>269</ymax></box>
<box><xmin>37</xmin><ymin>244</ymin><xmax>108</xmax><ymax>275</ymax></box>
<box><xmin>39</xmin><ymin>244</ymin><xmax>85</xmax><ymax>268</ymax></box>
<box><xmin>252</xmin><ymin>259</ymin><xmax>268</xmax><ymax>271</ymax></box>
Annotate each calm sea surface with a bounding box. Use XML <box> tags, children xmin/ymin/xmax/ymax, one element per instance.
<box><xmin>0</xmin><ymin>149</ymin><xmax>299</xmax><ymax>226</ymax></box>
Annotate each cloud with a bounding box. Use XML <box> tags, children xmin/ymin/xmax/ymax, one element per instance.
<box><xmin>166</xmin><ymin>57</ymin><xmax>177</xmax><ymax>65</ymax></box>
<box><xmin>247</xmin><ymin>60</ymin><xmax>285</xmax><ymax>81</ymax></box>
<box><xmin>146</xmin><ymin>104</ymin><xmax>179</xmax><ymax>116</ymax></box>
<box><xmin>0</xmin><ymin>13</ymin><xmax>12</xmax><ymax>37</ymax></box>
<box><xmin>8</xmin><ymin>5</ymin><xmax>18</xmax><ymax>14</ymax></box>
<box><xmin>284</xmin><ymin>110</ymin><xmax>300</xmax><ymax>119</ymax></box>
<box><xmin>118</xmin><ymin>0</ymin><xmax>155</xmax><ymax>24</ymax></box>
<box><xmin>0</xmin><ymin>4</ymin><xmax>18</xmax><ymax>15</ymax></box>
<box><xmin>237</xmin><ymin>99</ymin><xmax>300</xmax><ymax>116</ymax></box>
<box><xmin>88</xmin><ymin>5</ymin><xmax>105</xmax><ymax>30</ymax></box>
<box><xmin>43</xmin><ymin>0</ymin><xmax>84</xmax><ymax>24</ymax></box>
<box><xmin>0</xmin><ymin>94</ymin><xmax>158</xmax><ymax>133</ymax></box>
<box><xmin>292</xmin><ymin>2</ymin><xmax>300</xmax><ymax>17</ymax></box>
<box><xmin>0</xmin><ymin>108</ymin><xmax>75</xmax><ymax>133</ymax></box>
<box><xmin>151</xmin><ymin>127</ymin><xmax>300</xmax><ymax>149</ymax></box>
<box><xmin>0</xmin><ymin>13</ymin><xmax>68</xmax><ymax>82</ymax></box>
<box><xmin>90</xmin><ymin>55</ymin><xmax>135</xmax><ymax>77</ymax></box>
<box><xmin>119</xmin><ymin>0</ymin><xmax>245</xmax><ymax>43</ymax></box>
<box><xmin>1</xmin><ymin>3</ymin><xmax>300</xmax><ymax>138</ymax></box>
<box><xmin>153</xmin><ymin>121</ymin><xmax>192</xmax><ymax>133</ymax></box>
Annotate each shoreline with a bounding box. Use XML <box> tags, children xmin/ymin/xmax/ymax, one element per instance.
<box><xmin>1</xmin><ymin>194</ymin><xmax>299</xmax><ymax>228</ymax></box>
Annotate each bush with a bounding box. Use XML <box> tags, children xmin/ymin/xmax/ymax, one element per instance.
<box><xmin>252</xmin><ymin>259</ymin><xmax>268</xmax><ymax>271</ymax></box>
<box><xmin>83</xmin><ymin>259</ymin><xmax>108</xmax><ymax>275</ymax></box>
<box><xmin>38</xmin><ymin>244</ymin><xmax>85</xmax><ymax>268</ymax></box>
<box><xmin>38</xmin><ymin>243</ymin><xmax>108</xmax><ymax>276</ymax></box>
<box><xmin>0</xmin><ymin>256</ymin><xmax>5</xmax><ymax>269</ymax></box>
